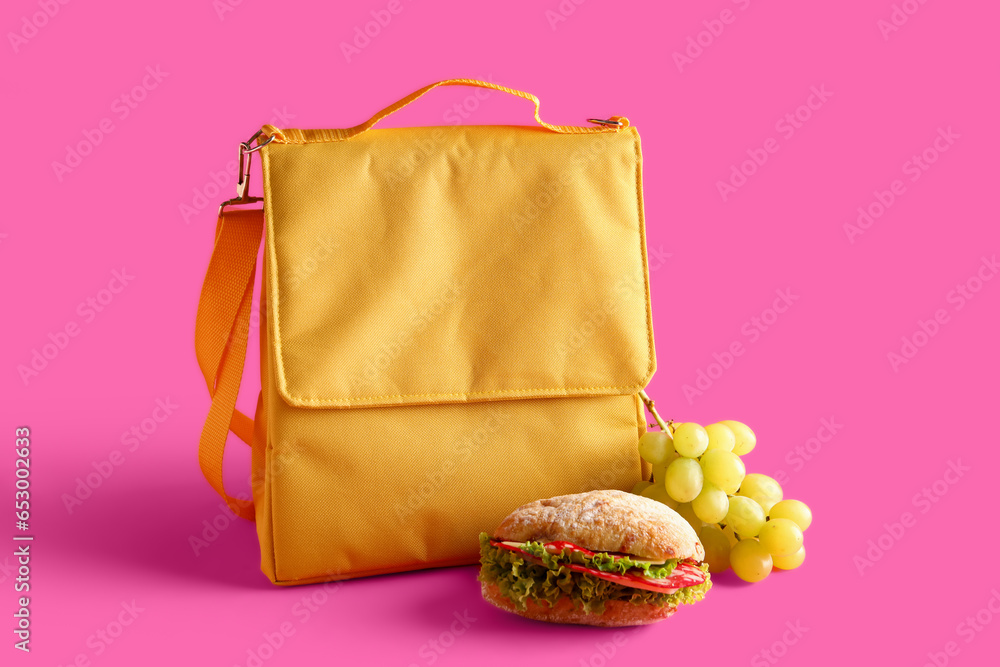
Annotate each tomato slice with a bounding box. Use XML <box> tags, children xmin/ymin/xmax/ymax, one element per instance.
<box><xmin>490</xmin><ymin>539</ymin><xmax>706</xmax><ymax>594</ymax></box>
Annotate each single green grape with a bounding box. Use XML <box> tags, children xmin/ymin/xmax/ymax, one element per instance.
<box><xmin>772</xmin><ymin>545</ymin><xmax>806</xmax><ymax>570</ymax></box>
<box><xmin>638</xmin><ymin>430</ymin><xmax>674</xmax><ymax>465</ymax></box>
<box><xmin>699</xmin><ymin>449</ymin><xmax>746</xmax><ymax>495</ymax></box>
<box><xmin>704</xmin><ymin>423</ymin><xmax>736</xmax><ymax>452</ymax></box>
<box><xmin>738</xmin><ymin>473</ymin><xmax>783</xmax><ymax>514</ymax></box>
<box><xmin>721</xmin><ymin>420</ymin><xmax>756</xmax><ymax>455</ymax></box>
<box><xmin>691</xmin><ymin>482</ymin><xmax>729</xmax><ymax>524</ymax></box>
<box><xmin>758</xmin><ymin>518</ymin><xmax>804</xmax><ymax>557</ymax></box>
<box><xmin>730</xmin><ymin>538</ymin><xmax>772</xmax><ymax>582</ymax></box>
<box><xmin>722</xmin><ymin>522</ymin><xmax>739</xmax><ymax>547</ymax></box>
<box><xmin>724</xmin><ymin>495</ymin><xmax>766</xmax><ymax>536</ymax></box>
<box><xmin>672</xmin><ymin>422</ymin><xmax>709</xmax><ymax>458</ymax></box>
<box><xmin>769</xmin><ymin>499</ymin><xmax>813</xmax><ymax>531</ymax></box>
<box><xmin>698</xmin><ymin>524</ymin><xmax>731</xmax><ymax>573</ymax></box>
<box><xmin>664</xmin><ymin>457</ymin><xmax>704</xmax><ymax>503</ymax></box>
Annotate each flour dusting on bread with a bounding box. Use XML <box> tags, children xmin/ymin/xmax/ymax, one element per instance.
<box><xmin>493</xmin><ymin>489</ymin><xmax>705</xmax><ymax>561</ymax></box>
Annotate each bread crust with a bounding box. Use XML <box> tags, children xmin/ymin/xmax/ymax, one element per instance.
<box><xmin>493</xmin><ymin>490</ymin><xmax>705</xmax><ymax>562</ymax></box>
<box><xmin>481</xmin><ymin>582</ymin><xmax>676</xmax><ymax>627</ymax></box>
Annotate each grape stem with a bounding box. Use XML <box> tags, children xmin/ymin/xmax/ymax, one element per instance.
<box><xmin>638</xmin><ymin>390</ymin><xmax>673</xmax><ymax>434</ymax></box>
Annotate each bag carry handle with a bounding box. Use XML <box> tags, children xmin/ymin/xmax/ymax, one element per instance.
<box><xmin>260</xmin><ymin>78</ymin><xmax>630</xmax><ymax>145</ymax></box>
<box><xmin>194</xmin><ymin>207</ymin><xmax>264</xmax><ymax>521</ymax></box>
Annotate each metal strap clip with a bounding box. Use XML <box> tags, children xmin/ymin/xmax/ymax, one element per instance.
<box><xmin>218</xmin><ymin>130</ymin><xmax>276</xmax><ymax>215</ymax></box>
<box><xmin>587</xmin><ymin>117</ymin><xmax>625</xmax><ymax>127</ymax></box>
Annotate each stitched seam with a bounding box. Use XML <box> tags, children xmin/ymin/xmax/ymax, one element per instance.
<box><xmin>281</xmin><ymin>385</ymin><xmax>648</xmax><ymax>406</ymax></box>
<box><xmin>632</xmin><ymin>126</ymin><xmax>656</xmax><ymax>384</ymax></box>
<box><xmin>261</xmin><ymin>146</ymin><xmax>294</xmax><ymax>403</ymax></box>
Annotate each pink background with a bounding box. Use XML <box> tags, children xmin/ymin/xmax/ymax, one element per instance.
<box><xmin>3</xmin><ymin>1</ymin><xmax>998</xmax><ymax>665</ymax></box>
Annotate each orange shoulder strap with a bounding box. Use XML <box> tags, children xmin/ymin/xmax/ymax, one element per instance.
<box><xmin>194</xmin><ymin>207</ymin><xmax>263</xmax><ymax>521</ymax></box>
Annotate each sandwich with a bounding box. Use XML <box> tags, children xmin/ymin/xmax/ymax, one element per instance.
<box><xmin>478</xmin><ymin>489</ymin><xmax>711</xmax><ymax>626</ymax></box>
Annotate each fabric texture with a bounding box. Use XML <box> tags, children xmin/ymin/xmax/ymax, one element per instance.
<box><xmin>196</xmin><ymin>80</ymin><xmax>656</xmax><ymax>584</ymax></box>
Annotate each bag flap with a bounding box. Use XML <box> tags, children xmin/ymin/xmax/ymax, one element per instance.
<box><xmin>260</xmin><ymin>124</ymin><xmax>654</xmax><ymax>408</ymax></box>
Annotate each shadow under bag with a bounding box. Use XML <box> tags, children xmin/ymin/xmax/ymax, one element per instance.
<box><xmin>195</xmin><ymin>79</ymin><xmax>657</xmax><ymax>585</ymax></box>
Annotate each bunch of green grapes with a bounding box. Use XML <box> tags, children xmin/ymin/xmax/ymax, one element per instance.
<box><xmin>631</xmin><ymin>420</ymin><xmax>812</xmax><ymax>583</ymax></box>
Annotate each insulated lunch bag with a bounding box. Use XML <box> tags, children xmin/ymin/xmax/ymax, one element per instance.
<box><xmin>195</xmin><ymin>79</ymin><xmax>658</xmax><ymax>585</ymax></box>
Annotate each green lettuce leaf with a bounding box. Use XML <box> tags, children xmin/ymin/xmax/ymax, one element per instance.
<box><xmin>478</xmin><ymin>533</ymin><xmax>711</xmax><ymax>615</ymax></box>
<box><xmin>514</xmin><ymin>540</ymin><xmax>680</xmax><ymax>578</ymax></box>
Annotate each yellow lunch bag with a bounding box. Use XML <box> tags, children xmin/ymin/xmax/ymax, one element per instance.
<box><xmin>195</xmin><ymin>79</ymin><xmax>657</xmax><ymax>585</ymax></box>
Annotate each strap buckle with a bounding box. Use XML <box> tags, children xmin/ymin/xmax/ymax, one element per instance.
<box><xmin>218</xmin><ymin>129</ymin><xmax>275</xmax><ymax>215</ymax></box>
